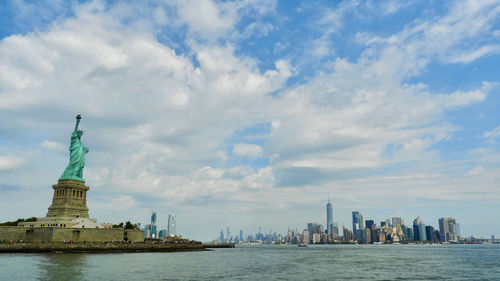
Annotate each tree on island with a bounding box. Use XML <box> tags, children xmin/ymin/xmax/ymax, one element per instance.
<box><xmin>0</xmin><ymin>217</ymin><xmax>37</xmax><ymax>226</ymax></box>
<box><xmin>112</xmin><ymin>221</ymin><xmax>139</xmax><ymax>230</ymax></box>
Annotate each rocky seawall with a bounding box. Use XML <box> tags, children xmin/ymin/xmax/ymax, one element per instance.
<box><xmin>0</xmin><ymin>242</ymin><xmax>208</xmax><ymax>253</ymax></box>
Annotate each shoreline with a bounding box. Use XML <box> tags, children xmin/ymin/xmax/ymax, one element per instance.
<box><xmin>0</xmin><ymin>242</ymin><xmax>225</xmax><ymax>253</ymax></box>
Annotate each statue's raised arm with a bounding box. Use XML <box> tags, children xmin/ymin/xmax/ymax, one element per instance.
<box><xmin>74</xmin><ymin>113</ymin><xmax>81</xmax><ymax>132</ymax></box>
<box><xmin>60</xmin><ymin>114</ymin><xmax>89</xmax><ymax>181</ymax></box>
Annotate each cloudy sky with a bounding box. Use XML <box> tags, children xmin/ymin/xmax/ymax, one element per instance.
<box><xmin>1</xmin><ymin>0</ymin><xmax>499</xmax><ymax>241</ymax></box>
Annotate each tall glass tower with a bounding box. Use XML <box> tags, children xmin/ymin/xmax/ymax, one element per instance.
<box><xmin>167</xmin><ymin>214</ymin><xmax>176</xmax><ymax>237</ymax></box>
<box><xmin>151</xmin><ymin>211</ymin><xmax>157</xmax><ymax>239</ymax></box>
<box><xmin>326</xmin><ymin>198</ymin><xmax>333</xmax><ymax>237</ymax></box>
<box><xmin>352</xmin><ymin>211</ymin><xmax>361</xmax><ymax>238</ymax></box>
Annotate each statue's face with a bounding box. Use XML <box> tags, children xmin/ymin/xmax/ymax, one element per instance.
<box><xmin>77</xmin><ymin>131</ymin><xmax>83</xmax><ymax>138</ymax></box>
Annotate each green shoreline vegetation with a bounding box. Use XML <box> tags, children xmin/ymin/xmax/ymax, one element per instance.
<box><xmin>0</xmin><ymin>217</ymin><xmax>37</xmax><ymax>227</ymax></box>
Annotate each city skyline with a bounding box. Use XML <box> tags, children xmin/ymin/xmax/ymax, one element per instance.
<box><xmin>213</xmin><ymin>197</ymin><xmax>472</xmax><ymax>243</ymax></box>
<box><xmin>1</xmin><ymin>0</ymin><xmax>500</xmax><ymax>241</ymax></box>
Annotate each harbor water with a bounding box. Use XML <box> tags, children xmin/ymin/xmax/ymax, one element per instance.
<box><xmin>1</xmin><ymin>244</ymin><xmax>499</xmax><ymax>280</ymax></box>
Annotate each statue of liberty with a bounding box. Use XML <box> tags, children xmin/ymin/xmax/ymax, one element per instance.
<box><xmin>60</xmin><ymin>114</ymin><xmax>89</xmax><ymax>181</ymax></box>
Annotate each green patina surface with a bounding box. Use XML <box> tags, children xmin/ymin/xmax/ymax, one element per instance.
<box><xmin>60</xmin><ymin>114</ymin><xmax>89</xmax><ymax>181</ymax></box>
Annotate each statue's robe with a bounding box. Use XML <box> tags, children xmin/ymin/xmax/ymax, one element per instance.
<box><xmin>60</xmin><ymin>131</ymin><xmax>89</xmax><ymax>180</ymax></box>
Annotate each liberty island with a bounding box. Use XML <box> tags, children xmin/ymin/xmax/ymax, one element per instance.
<box><xmin>0</xmin><ymin>115</ymin><xmax>208</xmax><ymax>252</ymax></box>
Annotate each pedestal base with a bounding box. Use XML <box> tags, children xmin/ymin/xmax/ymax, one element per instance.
<box><xmin>46</xmin><ymin>179</ymin><xmax>89</xmax><ymax>218</ymax></box>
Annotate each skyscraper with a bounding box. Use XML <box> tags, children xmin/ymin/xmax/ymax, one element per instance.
<box><xmin>326</xmin><ymin>199</ymin><xmax>333</xmax><ymax>237</ymax></box>
<box><xmin>226</xmin><ymin>227</ymin><xmax>231</xmax><ymax>242</ymax></box>
<box><xmin>167</xmin><ymin>214</ymin><xmax>176</xmax><ymax>237</ymax></box>
<box><xmin>439</xmin><ymin>217</ymin><xmax>458</xmax><ymax>242</ymax></box>
<box><xmin>352</xmin><ymin>211</ymin><xmax>362</xmax><ymax>239</ymax></box>
<box><xmin>392</xmin><ymin>217</ymin><xmax>403</xmax><ymax>226</ymax></box>
<box><xmin>307</xmin><ymin>222</ymin><xmax>322</xmax><ymax>243</ymax></box>
<box><xmin>307</xmin><ymin>223</ymin><xmax>314</xmax><ymax>242</ymax></box>
<box><xmin>405</xmin><ymin>227</ymin><xmax>414</xmax><ymax>240</ymax></box>
<box><xmin>365</xmin><ymin>220</ymin><xmax>375</xmax><ymax>229</ymax></box>
<box><xmin>343</xmin><ymin>226</ymin><xmax>355</xmax><ymax>242</ymax></box>
<box><xmin>425</xmin><ymin>225</ymin><xmax>436</xmax><ymax>242</ymax></box>
<box><xmin>150</xmin><ymin>211</ymin><xmax>158</xmax><ymax>239</ymax></box>
<box><xmin>413</xmin><ymin>217</ymin><xmax>421</xmax><ymax>241</ymax></box>
<box><xmin>359</xmin><ymin>215</ymin><xmax>366</xmax><ymax>243</ymax></box>
<box><xmin>302</xmin><ymin>229</ymin><xmax>309</xmax><ymax>244</ymax></box>
<box><xmin>332</xmin><ymin>223</ymin><xmax>339</xmax><ymax>239</ymax></box>
<box><xmin>413</xmin><ymin>217</ymin><xmax>426</xmax><ymax>241</ymax></box>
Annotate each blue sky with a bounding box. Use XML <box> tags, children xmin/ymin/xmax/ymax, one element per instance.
<box><xmin>0</xmin><ymin>0</ymin><xmax>499</xmax><ymax>241</ymax></box>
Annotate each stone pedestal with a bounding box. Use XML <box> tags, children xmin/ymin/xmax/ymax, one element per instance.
<box><xmin>46</xmin><ymin>179</ymin><xmax>89</xmax><ymax>218</ymax></box>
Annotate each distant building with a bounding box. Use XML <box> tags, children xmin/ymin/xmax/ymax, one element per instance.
<box><xmin>159</xmin><ymin>229</ymin><xmax>167</xmax><ymax>239</ymax></box>
<box><xmin>413</xmin><ymin>217</ymin><xmax>427</xmax><ymax>241</ymax></box>
<box><xmin>239</xmin><ymin>229</ymin><xmax>244</xmax><ymax>242</ymax></box>
<box><xmin>320</xmin><ymin>233</ymin><xmax>328</xmax><ymax>244</ymax></box>
<box><xmin>318</xmin><ymin>224</ymin><xmax>325</xmax><ymax>234</ymax></box>
<box><xmin>433</xmin><ymin>229</ymin><xmax>441</xmax><ymax>243</ymax></box>
<box><xmin>352</xmin><ymin>211</ymin><xmax>362</xmax><ymax>239</ymax></box>
<box><xmin>326</xmin><ymin>199</ymin><xmax>334</xmax><ymax>237</ymax></box>
<box><xmin>419</xmin><ymin>222</ymin><xmax>427</xmax><ymax>241</ymax></box>
<box><xmin>307</xmin><ymin>222</ymin><xmax>322</xmax><ymax>243</ymax></box>
<box><xmin>226</xmin><ymin>227</ymin><xmax>231</xmax><ymax>242</ymax></box>
<box><xmin>167</xmin><ymin>214</ymin><xmax>176</xmax><ymax>236</ymax></box>
<box><xmin>365</xmin><ymin>220</ymin><xmax>375</xmax><ymax>229</ymax></box>
<box><xmin>307</xmin><ymin>223</ymin><xmax>314</xmax><ymax>242</ymax></box>
<box><xmin>332</xmin><ymin>223</ymin><xmax>339</xmax><ymax>239</ymax></box>
<box><xmin>364</xmin><ymin>228</ymin><xmax>371</xmax><ymax>244</ymax></box>
<box><xmin>359</xmin><ymin>215</ymin><xmax>366</xmax><ymax>242</ymax></box>
<box><xmin>312</xmin><ymin>233</ymin><xmax>321</xmax><ymax>244</ymax></box>
<box><xmin>302</xmin><ymin>229</ymin><xmax>310</xmax><ymax>244</ymax></box>
<box><xmin>425</xmin><ymin>226</ymin><xmax>435</xmax><ymax>242</ymax></box>
<box><xmin>439</xmin><ymin>217</ymin><xmax>459</xmax><ymax>242</ymax></box>
<box><xmin>145</xmin><ymin>212</ymin><xmax>158</xmax><ymax>239</ymax></box>
<box><xmin>341</xmin><ymin>226</ymin><xmax>353</xmax><ymax>242</ymax></box>
<box><xmin>219</xmin><ymin>230</ymin><xmax>224</xmax><ymax>243</ymax></box>
<box><xmin>392</xmin><ymin>217</ymin><xmax>403</xmax><ymax>226</ymax></box>
<box><xmin>377</xmin><ymin>231</ymin><xmax>386</xmax><ymax>243</ymax></box>
<box><xmin>405</xmin><ymin>227</ymin><xmax>414</xmax><ymax>240</ymax></box>
<box><xmin>413</xmin><ymin>217</ymin><xmax>421</xmax><ymax>241</ymax></box>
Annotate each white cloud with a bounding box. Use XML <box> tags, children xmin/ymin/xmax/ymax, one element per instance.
<box><xmin>310</xmin><ymin>1</ymin><xmax>358</xmax><ymax>57</ymax></box>
<box><xmin>175</xmin><ymin>0</ymin><xmax>236</xmax><ymax>39</ymax></box>
<box><xmin>438</xmin><ymin>86</ymin><xmax>488</xmax><ymax>107</ymax></box>
<box><xmin>358</xmin><ymin>0</ymin><xmax>500</xmax><ymax>73</ymax></box>
<box><xmin>449</xmin><ymin>45</ymin><xmax>500</xmax><ymax>64</ymax></box>
<box><xmin>41</xmin><ymin>140</ymin><xmax>65</xmax><ymax>151</ymax></box>
<box><xmin>380</xmin><ymin>0</ymin><xmax>413</xmax><ymax>15</ymax></box>
<box><xmin>482</xmin><ymin>126</ymin><xmax>500</xmax><ymax>144</ymax></box>
<box><xmin>172</xmin><ymin>0</ymin><xmax>277</xmax><ymax>41</ymax></box>
<box><xmin>0</xmin><ymin>156</ymin><xmax>24</xmax><ymax>171</ymax></box>
<box><xmin>233</xmin><ymin>143</ymin><xmax>263</xmax><ymax>158</ymax></box>
<box><xmin>467</xmin><ymin>166</ymin><xmax>485</xmax><ymax>176</ymax></box>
